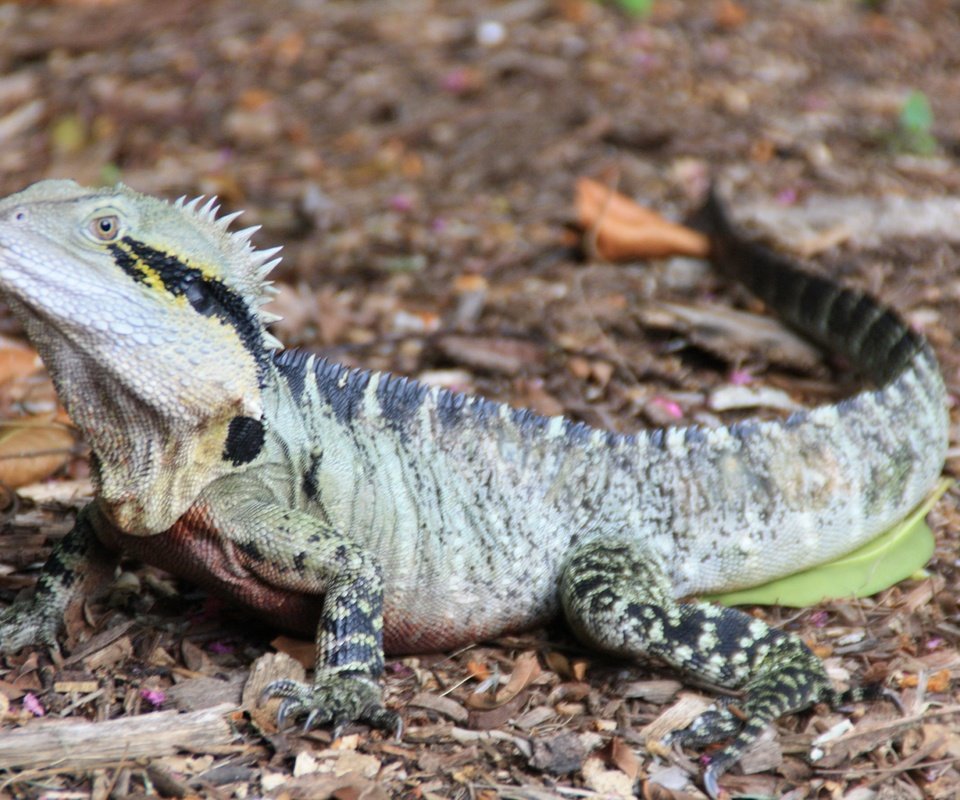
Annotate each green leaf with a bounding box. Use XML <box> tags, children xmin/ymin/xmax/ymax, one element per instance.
<box><xmin>704</xmin><ymin>478</ymin><xmax>952</xmax><ymax>608</ymax></box>
<box><xmin>891</xmin><ymin>90</ymin><xmax>938</xmax><ymax>155</ymax></box>
<box><xmin>899</xmin><ymin>90</ymin><xmax>933</xmax><ymax>133</ymax></box>
<box><xmin>614</xmin><ymin>0</ymin><xmax>653</xmax><ymax>17</ymax></box>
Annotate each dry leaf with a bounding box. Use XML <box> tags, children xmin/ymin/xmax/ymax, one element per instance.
<box><xmin>637</xmin><ymin>301</ymin><xmax>822</xmax><ymax>372</ymax></box>
<box><xmin>575</xmin><ymin>177</ymin><xmax>709</xmax><ymax>261</ymax></box>
<box><xmin>466</xmin><ymin>651</ymin><xmax>541</xmax><ymax>710</ymax></box>
<box><xmin>270</xmin><ymin>635</ymin><xmax>315</xmax><ymax>670</ymax></box>
<box><xmin>0</xmin><ymin>339</ymin><xmax>42</xmax><ymax>385</ymax></box>
<box><xmin>604</xmin><ymin>737</ymin><xmax>642</xmax><ymax>782</ymax></box>
<box><xmin>408</xmin><ymin>691</ymin><xmax>469</xmax><ymax>724</ymax></box>
<box><xmin>714</xmin><ymin>0</ymin><xmax>748</xmax><ymax>29</ymax></box>
<box><xmin>0</xmin><ymin>416</ymin><xmax>75</xmax><ymax>489</ymax></box>
<box><xmin>436</xmin><ymin>335</ymin><xmax>546</xmax><ymax>376</ymax></box>
<box><xmin>466</xmin><ymin>660</ymin><xmax>491</xmax><ymax>681</ymax></box>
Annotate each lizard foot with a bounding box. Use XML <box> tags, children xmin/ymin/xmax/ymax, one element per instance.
<box><xmin>664</xmin><ymin>699</ymin><xmax>740</xmax><ymax>749</ymax></box>
<box><xmin>0</xmin><ymin>597</ymin><xmax>62</xmax><ymax>655</ymax></box>
<box><xmin>262</xmin><ymin>673</ymin><xmax>401</xmax><ymax>737</ymax></box>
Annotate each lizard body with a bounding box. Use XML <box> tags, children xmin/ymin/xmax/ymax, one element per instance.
<box><xmin>0</xmin><ymin>181</ymin><xmax>947</xmax><ymax>796</ymax></box>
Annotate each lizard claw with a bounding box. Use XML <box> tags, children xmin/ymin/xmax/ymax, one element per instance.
<box><xmin>702</xmin><ymin>763</ymin><xmax>723</xmax><ymax>800</ymax></box>
<box><xmin>261</xmin><ymin>673</ymin><xmax>399</xmax><ymax>736</ymax></box>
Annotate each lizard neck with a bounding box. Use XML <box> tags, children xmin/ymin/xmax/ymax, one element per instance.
<box><xmin>16</xmin><ymin>304</ymin><xmax>259</xmax><ymax>535</ymax></box>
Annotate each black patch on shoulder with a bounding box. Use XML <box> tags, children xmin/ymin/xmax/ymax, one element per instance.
<box><xmin>376</xmin><ymin>372</ymin><xmax>429</xmax><ymax>430</ymax></box>
<box><xmin>293</xmin><ymin>550</ymin><xmax>307</xmax><ymax>573</ymax></box>
<box><xmin>273</xmin><ymin>349</ymin><xmax>310</xmax><ymax>401</ymax></box>
<box><xmin>223</xmin><ymin>415</ymin><xmax>265</xmax><ymax>466</ymax></box>
<box><xmin>314</xmin><ymin>358</ymin><xmax>371</xmax><ymax>424</ymax></box>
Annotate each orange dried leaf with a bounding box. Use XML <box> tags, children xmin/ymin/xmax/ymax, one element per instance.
<box><xmin>571</xmin><ymin>659</ymin><xmax>589</xmax><ymax>682</ymax></box>
<box><xmin>714</xmin><ymin>0</ymin><xmax>748</xmax><ymax>29</ymax></box>
<box><xmin>606</xmin><ymin>737</ymin><xmax>642</xmax><ymax>781</ymax></box>
<box><xmin>543</xmin><ymin>649</ymin><xmax>573</xmax><ymax>678</ymax></box>
<box><xmin>576</xmin><ymin>177</ymin><xmax>667</xmax><ymax>227</ymax></box>
<box><xmin>466</xmin><ymin>660</ymin><xmax>491</xmax><ymax>681</ymax></box>
<box><xmin>575</xmin><ymin>177</ymin><xmax>709</xmax><ymax>261</ymax></box>
<box><xmin>494</xmin><ymin>650</ymin><xmax>540</xmax><ymax>703</ymax></box>
<box><xmin>269</xmin><ymin>635</ymin><xmax>314</xmax><ymax>670</ymax></box>
<box><xmin>927</xmin><ymin>669</ymin><xmax>952</xmax><ymax>693</ymax></box>
<box><xmin>453</xmin><ymin>274</ymin><xmax>488</xmax><ymax>293</ymax></box>
<box><xmin>0</xmin><ymin>340</ymin><xmax>43</xmax><ymax>385</ymax></box>
<box><xmin>899</xmin><ymin>674</ymin><xmax>917</xmax><ymax>688</ymax></box>
<box><xmin>0</xmin><ymin>417</ymin><xmax>75</xmax><ymax>489</ymax></box>
<box><xmin>466</xmin><ymin>651</ymin><xmax>541</xmax><ymax>709</ymax></box>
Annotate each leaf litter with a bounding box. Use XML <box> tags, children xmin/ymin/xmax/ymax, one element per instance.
<box><xmin>0</xmin><ymin>1</ymin><xmax>958</xmax><ymax>798</ymax></box>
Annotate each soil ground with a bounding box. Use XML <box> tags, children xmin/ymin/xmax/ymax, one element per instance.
<box><xmin>0</xmin><ymin>1</ymin><xmax>958</xmax><ymax>798</ymax></box>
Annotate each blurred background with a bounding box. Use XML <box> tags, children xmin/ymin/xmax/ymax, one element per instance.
<box><xmin>0</xmin><ymin>1</ymin><xmax>958</xmax><ymax>797</ymax></box>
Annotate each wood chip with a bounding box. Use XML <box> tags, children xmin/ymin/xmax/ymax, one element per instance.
<box><xmin>242</xmin><ymin>651</ymin><xmax>306</xmax><ymax>732</ymax></box>
<box><xmin>53</xmin><ymin>679</ymin><xmax>99</xmax><ymax>694</ymax></box>
<box><xmin>638</xmin><ymin>693</ymin><xmax>713</xmax><ymax>746</ymax></box>
<box><xmin>165</xmin><ymin>674</ymin><xmax>245</xmax><ymax>712</ymax></box>
<box><xmin>528</xmin><ymin>731</ymin><xmax>586</xmax><ymax>775</ymax></box>
<box><xmin>620</xmin><ymin>679</ymin><xmax>683</xmax><ymax>704</ymax></box>
<box><xmin>637</xmin><ymin>301</ymin><xmax>822</xmax><ymax>371</ymax></box>
<box><xmin>408</xmin><ymin>691</ymin><xmax>469</xmax><ymax>724</ymax></box>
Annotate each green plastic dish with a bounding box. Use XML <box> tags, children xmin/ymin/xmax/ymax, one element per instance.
<box><xmin>704</xmin><ymin>478</ymin><xmax>951</xmax><ymax>608</ymax></box>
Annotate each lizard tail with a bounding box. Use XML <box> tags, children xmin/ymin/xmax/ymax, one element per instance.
<box><xmin>689</xmin><ymin>188</ymin><xmax>928</xmax><ymax>388</ymax></box>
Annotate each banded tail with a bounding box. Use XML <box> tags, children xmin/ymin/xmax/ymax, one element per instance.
<box><xmin>690</xmin><ymin>190</ymin><xmax>931</xmax><ymax>387</ymax></box>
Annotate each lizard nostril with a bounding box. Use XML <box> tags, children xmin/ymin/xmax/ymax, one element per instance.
<box><xmin>14</xmin><ymin>211</ymin><xmax>25</xmax><ymax>222</ymax></box>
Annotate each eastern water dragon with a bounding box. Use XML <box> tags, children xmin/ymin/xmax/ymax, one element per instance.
<box><xmin>0</xmin><ymin>180</ymin><xmax>947</xmax><ymax>796</ymax></box>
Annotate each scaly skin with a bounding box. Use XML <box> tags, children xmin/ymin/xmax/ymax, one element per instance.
<box><xmin>0</xmin><ymin>181</ymin><xmax>947</xmax><ymax>797</ymax></box>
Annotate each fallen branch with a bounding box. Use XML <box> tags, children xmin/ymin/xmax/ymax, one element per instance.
<box><xmin>0</xmin><ymin>703</ymin><xmax>239</xmax><ymax>771</ymax></box>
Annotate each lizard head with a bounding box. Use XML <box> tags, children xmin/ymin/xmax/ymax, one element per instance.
<box><xmin>0</xmin><ymin>179</ymin><xmax>281</xmax><ymax>423</ymax></box>
<box><xmin>0</xmin><ymin>180</ymin><xmax>284</xmax><ymax>532</ymax></box>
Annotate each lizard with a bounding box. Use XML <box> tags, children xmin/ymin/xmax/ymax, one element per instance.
<box><xmin>0</xmin><ymin>179</ymin><xmax>947</xmax><ymax>797</ymax></box>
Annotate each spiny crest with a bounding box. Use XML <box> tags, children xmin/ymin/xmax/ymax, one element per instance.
<box><xmin>169</xmin><ymin>191</ymin><xmax>284</xmax><ymax>347</ymax></box>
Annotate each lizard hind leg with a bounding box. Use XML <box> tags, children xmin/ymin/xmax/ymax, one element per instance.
<box><xmin>559</xmin><ymin>539</ymin><xmax>839</xmax><ymax>797</ymax></box>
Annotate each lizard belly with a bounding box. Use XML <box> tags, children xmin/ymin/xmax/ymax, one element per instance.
<box><xmin>100</xmin><ymin>504</ymin><xmax>324</xmax><ymax>639</ymax></box>
<box><xmin>378</xmin><ymin>531</ymin><xmax>563</xmax><ymax>654</ymax></box>
<box><xmin>101</xmin><ymin>503</ymin><xmax>557</xmax><ymax>653</ymax></box>
<box><xmin>382</xmin><ymin>581</ymin><xmax>554</xmax><ymax>654</ymax></box>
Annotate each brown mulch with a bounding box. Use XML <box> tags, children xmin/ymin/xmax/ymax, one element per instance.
<box><xmin>0</xmin><ymin>1</ymin><xmax>959</xmax><ymax>797</ymax></box>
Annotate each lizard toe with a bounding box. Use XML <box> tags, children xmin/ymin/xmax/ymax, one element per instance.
<box><xmin>666</xmin><ymin>701</ymin><xmax>740</xmax><ymax>749</ymax></box>
<box><xmin>262</xmin><ymin>673</ymin><xmax>395</xmax><ymax>735</ymax></box>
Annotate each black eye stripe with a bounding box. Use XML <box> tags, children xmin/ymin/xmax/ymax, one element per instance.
<box><xmin>108</xmin><ymin>237</ymin><xmax>269</xmax><ymax>382</ymax></box>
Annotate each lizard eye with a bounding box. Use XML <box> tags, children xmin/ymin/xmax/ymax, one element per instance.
<box><xmin>89</xmin><ymin>214</ymin><xmax>120</xmax><ymax>242</ymax></box>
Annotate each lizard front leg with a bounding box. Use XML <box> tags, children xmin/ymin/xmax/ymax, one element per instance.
<box><xmin>209</xmin><ymin>495</ymin><xmax>399</xmax><ymax>735</ymax></box>
<box><xmin>0</xmin><ymin>503</ymin><xmax>118</xmax><ymax>653</ymax></box>
<box><xmin>561</xmin><ymin>538</ymin><xmax>845</xmax><ymax>799</ymax></box>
